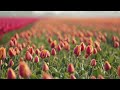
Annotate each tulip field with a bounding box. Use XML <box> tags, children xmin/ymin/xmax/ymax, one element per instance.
<box><xmin>0</xmin><ymin>17</ymin><xmax>120</xmax><ymax>79</ymax></box>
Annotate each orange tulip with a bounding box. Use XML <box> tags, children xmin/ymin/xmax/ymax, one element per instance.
<box><xmin>0</xmin><ymin>47</ymin><xmax>6</xmax><ymax>60</ymax></box>
<box><xmin>19</xmin><ymin>60</ymin><xmax>32</xmax><ymax>79</ymax></box>
<box><xmin>14</xmin><ymin>33</ymin><xmax>19</xmax><ymax>40</ymax></box>
<box><xmin>14</xmin><ymin>47</ymin><xmax>20</xmax><ymax>55</ymax></box>
<box><xmin>7</xmin><ymin>68</ymin><xmax>16</xmax><ymax>79</ymax></box>
<box><xmin>9</xmin><ymin>40</ymin><xmax>14</xmax><ymax>47</ymax></box>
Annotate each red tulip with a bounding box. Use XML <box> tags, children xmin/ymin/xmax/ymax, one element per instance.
<box><xmin>40</xmin><ymin>50</ymin><xmax>50</xmax><ymax>59</ymax></box>
<box><xmin>42</xmin><ymin>62</ymin><xmax>49</xmax><ymax>72</ymax></box>
<box><xmin>74</xmin><ymin>45</ymin><xmax>81</xmax><ymax>56</ymax></box>
<box><xmin>72</xmin><ymin>38</ymin><xmax>77</xmax><ymax>44</ymax></box>
<box><xmin>34</xmin><ymin>56</ymin><xmax>39</xmax><ymax>63</ymax></box>
<box><xmin>86</xmin><ymin>45</ymin><xmax>93</xmax><ymax>55</ymax></box>
<box><xmin>70</xmin><ymin>74</ymin><xmax>76</xmax><ymax>79</ymax></box>
<box><xmin>7</xmin><ymin>68</ymin><xmax>16</xmax><ymax>79</ymax></box>
<box><xmin>48</xmin><ymin>37</ymin><xmax>53</xmax><ymax>44</ymax></box>
<box><xmin>25</xmin><ymin>51</ymin><xmax>33</xmax><ymax>61</ymax></box>
<box><xmin>67</xmin><ymin>63</ymin><xmax>75</xmax><ymax>74</ymax></box>
<box><xmin>9</xmin><ymin>40</ymin><xmax>14</xmax><ymax>47</ymax></box>
<box><xmin>114</xmin><ymin>41</ymin><xmax>119</xmax><ymax>48</ymax></box>
<box><xmin>80</xmin><ymin>42</ymin><xmax>86</xmax><ymax>51</ymax></box>
<box><xmin>56</xmin><ymin>45</ymin><xmax>62</xmax><ymax>52</ymax></box>
<box><xmin>9</xmin><ymin>47</ymin><xmax>16</xmax><ymax>57</ymax></box>
<box><xmin>9</xmin><ymin>59</ymin><xmax>14</xmax><ymax>67</ymax></box>
<box><xmin>93</xmin><ymin>48</ymin><xmax>97</xmax><ymax>54</ymax></box>
<box><xmin>35</xmin><ymin>49</ymin><xmax>40</xmax><ymax>55</ymax></box>
<box><xmin>104</xmin><ymin>61</ymin><xmax>111</xmax><ymax>71</ymax></box>
<box><xmin>51</xmin><ymin>48</ymin><xmax>56</xmax><ymax>56</ymax></box>
<box><xmin>90</xmin><ymin>59</ymin><xmax>97</xmax><ymax>67</ymax></box>
<box><xmin>28</xmin><ymin>47</ymin><xmax>35</xmax><ymax>55</ymax></box>
<box><xmin>50</xmin><ymin>40</ymin><xmax>57</xmax><ymax>48</ymax></box>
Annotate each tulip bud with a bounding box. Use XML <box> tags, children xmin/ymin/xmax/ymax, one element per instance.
<box><xmin>28</xmin><ymin>47</ymin><xmax>35</xmax><ymax>55</ymax></box>
<box><xmin>90</xmin><ymin>76</ymin><xmax>96</xmax><ymax>79</ymax></box>
<box><xmin>7</xmin><ymin>68</ymin><xmax>16</xmax><ymax>79</ymax></box>
<box><xmin>104</xmin><ymin>61</ymin><xmax>111</xmax><ymax>71</ymax></box>
<box><xmin>50</xmin><ymin>40</ymin><xmax>57</xmax><ymax>48</ymax></box>
<box><xmin>117</xmin><ymin>66</ymin><xmax>120</xmax><ymax>77</ymax></box>
<box><xmin>19</xmin><ymin>61</ymin><xmax>32</xmax><ymax>79</ymax></box>
<box><xmin>9</xmin><ymin>40</ymin><xmax>14</xmax><ymax>47</ymax></box>
<box><xmin>14</xmin><ymin>33</ymin><xmax>19</xmax><ymax>40</ymax></box>
<box><xmin>22</xmin><ymin>43</ymin><xmax>26</xmax><ymax>48</ymax></box>
<box><xmin>86</xmin><ymin>45</ymin><xmax>93</xmax><ymax>55</ymax></box>
<box><xmin>64</xmin><ymin>41</ymin><xmax>70</xmax><ymax>51</ymax></box>
<box><xmin>74</xmin><ymin>45</ymin><xmax>81</xmax><ymax>56</ymax></box>
<box><xmin>51</xmin><ymin>48</ymin><xmax>56</xmax><ymax>56</ymax></box>
<box><xmin>34</xmin><ymin>56</ymin><xmax>39</xmax><ymax>63</ymax></box>
<box><xmin>80</xmin><ymin>42</ymin><xmax>86</xmax><ymax>51</ymax></box>
<box><xmin>9</xmin><ymin>47</ymin><xmax>16</xmax><ymax>57</ymax></box>
<box><xmin>14</xmin><ymin>47</ymin><xmax>20</xmax><ymax>55</ymax></box>
<box><xmin>56</xmin><ymin>45</ymin><xmax>62</xmax><ymax>52</ymax></box>
<box><xmin>98</xmin><ymin>75</ymin><xmax>104</xmax><ymax>79</ymax></box>
<box><xmin>25</xmin><ymin>51</ymin><xmax>33</xmax><ymax>61</ymax></box>
<box><xmin>93</xmin><ymin>48</ymin><xmax>97</xmax><ymax>54</ymax></box>
<box><xmin>70</xmin><ymin>74</ymin><xmax>76</xmax><ymax>79</ymax></box>
<box><xmin>9</xmin><ymin>59</ymin><xmax>14</xmax><ymax>67</ymax></box>
<box><xmin>48</xmin><ymin>37</ymin><xmax>53</xmax><ymax>44</ymax></box>
<box><xmin>40</xmin><ymin>50</ymin><xmax>50</xmax><ymax>59</ymax></box>
<box><xmin>114</xmin><ymin>41</ymin><xmax>119</xmax><ymax>48</ymax></box>
<box><xmin>72</xmin><ymin>38</ymin><xmax>77</xmax><ymax>44</ymax></box>
<box><xmin>90</xmin><ymin>59</ymin><xmax>97</xmax><ymax>67</ymax></box>
<box><xmin>39</xmin><ymin>45</ymin><xmax>44</xmax><ymax>51</ymax></box>
<box><xmin>0</xmin><ymin>47</ymin><xmax>6</xmax><ymax>60</ymax></box>
<box><xmin>42</xmin><ymin>62</ymin><xmax>49</xmax><ymax>72</ymax></box>
<box><xmin>35</xmin><ymin>49</ymin><xmax>40</xmax><ymax>55</ymax></box>
<box><xmin>42</xmin><ymin>73</ymin><xmax>53</xmax><ymax>79</ymax></box>
<box><xmin>67</xmin><ymin>63</ymin><xmax>75</xmax><ymax>74</ymax></box>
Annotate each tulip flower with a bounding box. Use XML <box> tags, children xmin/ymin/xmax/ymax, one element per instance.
<box><xmin>90</xmin><ymin>59</ymin><xmax>97</xmax><ymax>67</ymax></box>
<box><xmin>56</xmin><ymin>44</ymin><xmax>62</xmax><ymax>52</ymax></box>
<box><xmin>34</xmin><ymin>56</ymin><xmax>39</xmax><ymax>63</ymax></box>
<box><xmin>25</xmin><ymin>51</ymin><xmax>33</xmax><ymax>61</ymax></box>
<box><xmin>74</xmin><ymin>45</ymin><xmax>81</xmax><ymax>56</ymax></box>
<box><xmin>80</xmin><ymin>42</ymin><xmax>86</xmax><ymax>51</ymax></box>
<box><xmin>114</xmin><ymin>41</ymin><xmax>119</xmax><ymax>48</ymax></box>
<box><xmin>7</xmin><ymin>68</ymin><xmax>16</xmax><ymax>79</ymax></box>
<box><xmin>40</xmin><ymin>50</ymin><xmax>50</xmax><ymax>59</ymax></box>
<box><xmin>86</xmin><ymin>45</ymin><xmax>93</xmax><ymax>55</ymax></box>
<box><xmin>19</xmin><ymin>60</ymin><xmax>32</xmax><ymax>79</ymax></box>
<box><xmin>117</xmin><ymin>66</ymin><xmax>120</xmax><ymax>77</ymax></box>
<box><xmin>93</xmin><ymin>48</ymin><xmax>97</xmax><ymax>54</ymax></box>
<box><xmin>42</xmin><ymin>62</ymin><xmax>49</xmax><ymax>72</ymax></box>
<box><xmin>42</xmin><ymin>73</ymin><xmax>53</xmax><ymax>79</ymax></box>
<box><xmin>51</xmin><ymin>48</ymin><xmax>56</xmax><ymax>56</ymax></box>
<box><xmin>70</xmin><ymin>74</ymin><xmax>76</xmax><ymax>79</ymax></box>
<box><xmin>35</xmin><ymin>49</ymin><xmax>40</xmax><ymax>55</ymax></box>
<box><xmin>0</xmin><ymin>47</ymin><xmax>6</xmax><ymax>60</ymax></box>
<box><xmin>9</xmin><ymin>47</ymin><xmax>16</xmax><ymax>57</ymax></box>
<box><xmin>67</xmin><ymin>63</ymin><xmax>75</xmax><ymax>74</ymax></box>
<box><xmin>50</xmin><ymin>40</ymin><xmax>57</xmax><ymax>48</ymax></box>
<box><xmin>90</xmin><ymin>76</ymin><xmax>96</xmax><ymax>79</ymax></box>
<box><xmin>104</xmin><ymin>61</ymin><xmax>111</xmax><ymax>71</ymax></box>
<box><xmin>98</xmin><ymin>75</ymin><xmax>104</xmax><ymax>79</ymax></box>
<box><xmin>9</xmin><ymin>59</ymin><xmax>14</xmax><ymax>67</ymax></box>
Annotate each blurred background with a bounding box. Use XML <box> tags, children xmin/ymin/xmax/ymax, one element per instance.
<box><xmin>0</xmin><ymin>11</ymin><xmax>120</xmax><ymax>17</ymax></box>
